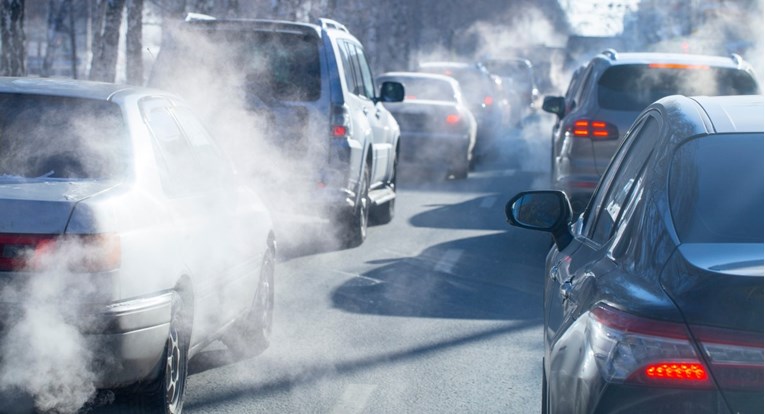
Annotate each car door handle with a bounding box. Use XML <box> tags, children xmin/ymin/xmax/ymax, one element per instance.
<box><xmin>363</xmin><ymin>106</ymin><xmax>369</xmax><ymax>115</ymax></box>
<box><xmin>550</xmin><ymin>263</ymin><xmax>561</xmax><ymax>282</ymax></box>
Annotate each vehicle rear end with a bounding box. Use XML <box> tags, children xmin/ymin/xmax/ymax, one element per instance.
<box><xmin>563</xmin><ymin>57</ymin><xmax>759</xmax><ymax>208</ymax></box>
<box><xmin>149</xmin><ymin>19</ymin><xmax>338</xmax><ymax>217</ymax></box>
<box><xmin>0</xmin><ymin>90</ymin><xmax>174</xmax><ymax>390</ymax></box>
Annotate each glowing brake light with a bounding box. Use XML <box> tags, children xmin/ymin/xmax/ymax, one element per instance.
<box><xmin>569</xmin><ymin>119</ymin><xmax>618</xmax><ymax>140</ymax></box>
<box><xmin>643</xmin><ymin>363</ymin><xmax>708</xmax><ymax>382</ymax></box>
<box><xmin>445</xmin><ymin>114</ymin><xmax>460</xmax><ymax>125</ymax></box>
<box><xmin>483</xmin><ymin>96</ymin><xmax>494</xmax><ymax>106</ymax></box>
<box><xmin>330</xmin><ymin>104</ymin><xmax>351</xmax><ymax>139</ymax></box>
<box><xmin>332</xmin><ymin>125</ymin><xmax>348</xmax><ymax>137</ymax></box>
<box><xmin>648</xmin><ymin>63</ymin><xmax>710</xmax><ymax>70</ymax></box>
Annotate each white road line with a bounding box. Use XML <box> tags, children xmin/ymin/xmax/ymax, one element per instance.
<box><xmin>329</xmin><ymin>384</ymin><xmax>378</xmax><ymax>414</ymax></box>
<box><xmin>480</xmin><ymin>196</ymin><xmax>496</xmax><ymax>208</ymax></box>
<box><xmin>434</xmin><ymin>249</ymin><xmax>463</xmax><ymax>273</ymax></box>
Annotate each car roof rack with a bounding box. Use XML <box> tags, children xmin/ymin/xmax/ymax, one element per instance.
<box><xmin>730</xmin><ymin>53</ymin><xmax>744</xmax><ymax>67</ymax></box>
<box><xmin>317</xmin><ymin>17</ymin><xmax>349</xmax><ymax>33</ymax></box>
<box><xmin>601</xmin><ymin>49</ymin><xmax>618</xmax><ymax>60</ymax></box>
<box><xmin>185</xmin><ymin>12</ymin><xmax>216</xmax><ymax>22</ymax></box>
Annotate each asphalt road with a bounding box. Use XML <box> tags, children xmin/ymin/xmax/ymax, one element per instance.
<box><xmin>74</xmin><ymin>116</ymin><xmax>555</xmax><ymax>414</ymax></box>
<box><xmin>180</xmin><ymin>119</ymin><xmax>554</xmax><ymax>414</ymax></box>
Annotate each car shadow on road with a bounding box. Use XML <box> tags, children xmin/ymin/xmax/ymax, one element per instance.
<box><xmin>331</xmin><ymin>230</ymin><xmax>550</xmax><ymax>320</ymax></box>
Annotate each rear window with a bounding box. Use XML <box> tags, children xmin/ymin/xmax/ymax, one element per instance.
<box><xmin>598</xmin><ymin>65</ymin><xmax>759</xmax><ymax>111</ymax></box>
<box><xmin>153</xmin><ymin>28</ymin><xmax>321</xmax><ymax>102</ymax></box>
<box><xmin>392</xmin><ymin>77</ymin><xmax>456</xmax><ymax>102</ymax></box>
<box><xmin>0</xmin><ymin>94</ymin><xmax>128</xmax><ymax>180</ymax></box>
<box><xmin>669</xmin><ymin>133</ymin><xmax>764</xmax><ymax>243</ymax></box>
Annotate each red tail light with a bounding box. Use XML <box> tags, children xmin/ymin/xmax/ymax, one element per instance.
<box><xmin>587</xmin><ymin>304</ymin><xmax>714</xmax><ymax>389</ymax></box>
<box><xmin>483</xmin><ymin>96</ymin><xmax>494</xmax><ymax>106</ymax></box>
<box><xmin>587</xmin><ymin>304</ymin><xmax>765</xmax><ymax>391</ymax></box>
<box><xmin>445</xmin><ymin>114</ymin><xmax>460</xmax><ymax>125</ymax></box>
<box><xmin>0</xmin><ymin>233</ymin><xmax>121</xmax><ymax>273</ymax></box>
<box><xmin>330</xmin><ymin>104</ymin><xmax>351</xmax><ymax>139</ymax></box>
<box><xmin>568</xmin><ymin>119</ymin><xmax>618</xmax><ymax>140</ymax></box>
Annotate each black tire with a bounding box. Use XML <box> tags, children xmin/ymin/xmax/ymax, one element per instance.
<box><xmin>337</xmin><ymin>165</ymin><xmax>370</xmax><ymax>248</ymax></box>
<box><xmin>135</xmin><ymin>294</ymin><xmax>189</xmax><ymax>414</ymax></box>
<box><xmin>223</xmin><ymin>249</ymin><xmax>275</xmax><ymax>359</ymax></box>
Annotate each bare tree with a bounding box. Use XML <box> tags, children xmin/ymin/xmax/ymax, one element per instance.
<box><xmin>0</xmin><ymin>0</ymin><xmax>26</xmax><ymax>76</ymax></box>
<box><xmin>126</xmin><ymin>0</ymin><xmax>143</xmax><ymax>84</ymax></box>
<box><xmin>89</xmin><ymin>0</ymin><xmax>126</xmax><ymax>82</ymax></box>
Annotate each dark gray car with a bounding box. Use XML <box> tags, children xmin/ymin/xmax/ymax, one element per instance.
<box><xmin>507</xmin><ymin>94</ymin><xmax>763</xmax><ymax>413</ymax></box>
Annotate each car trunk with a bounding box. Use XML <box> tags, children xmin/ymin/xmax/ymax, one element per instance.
<box><xmin>661</xmin><ymin>244</ymin><xmax>764</xmax><ymax>413</ymax></box>
<box><xmin>0</xmin><ymin>180</ymin><xmax>116</xmax><ymax>233</ymax></box>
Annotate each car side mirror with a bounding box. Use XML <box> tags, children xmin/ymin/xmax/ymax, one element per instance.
<box><xmin>378</xmin><ymin>81</ymin><xmax>405</xmax><ymax>103</ymax></box>
<box><xmin>542</xmin><ymin>96</ymin><xmax>565</xmax><ymax>118</ymax></box>
<box><xmin>505</xmin><ymin>190</ymin><xmax>573</xmax><ymax>250</ymax></box>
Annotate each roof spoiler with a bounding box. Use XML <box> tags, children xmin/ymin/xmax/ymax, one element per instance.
<box><xmin>317</xmin><ymin>17</ymin><xmax>348</xmax><ymax>33</ymax></box>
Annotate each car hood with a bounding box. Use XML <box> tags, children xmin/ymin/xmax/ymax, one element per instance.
<box><xmin>661</xmin><ymin>243</ymin><xmax>763</xmax><ymax>332</ymax></box>
<box><xmin>0</xmin><ymin>179</ymin><xmax>119</xmax><ymax>233</ymax></box>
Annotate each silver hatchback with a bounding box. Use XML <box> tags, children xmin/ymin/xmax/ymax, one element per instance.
<box><xmin>0</xmin><ymin>78</ymin><xmax>275</xmax><ymax>412</ymax></box>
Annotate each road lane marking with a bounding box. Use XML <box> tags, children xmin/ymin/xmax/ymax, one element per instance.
<box><xmin>434</xmin><ymin>249</ymin><xmax>462</xmax><ymax>273</ymax></box>
<box><xmin>330</xmin><ymin>384</ymin><xmax>377</xmax><ymax>414</ymax></box>
<box><xmin>480</xmin><ymin>196</ymin><xmax>496</xmax><ymax>208</ymax></box>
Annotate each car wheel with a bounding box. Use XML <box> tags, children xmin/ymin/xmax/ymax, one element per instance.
<box><xmin>370</xmin><ymin>155</ymin><xmax>397</xmax><ymax>225</ymax></box>
<box><xmin>135</xmin><ymin>293</ymin><xmax>189</xmax><ymax>414</ymax></box>
<box><xmin>338</xmin><ymin>165</ymin><xmax>370</xmax><ymax>248</ymax></box>
<box><xmin>449</xmin><ymin>155</ymin><xmax>469</xmax><ymax>180</ymax></box>
<box><xmin>224</xmin><ymin>248</ymin><xmax>275</xmax><ymax>359</ymax></box>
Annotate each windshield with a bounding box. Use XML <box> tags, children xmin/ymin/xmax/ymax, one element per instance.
<box><xmin>669</xmin><ymin>133</ymin><xmax>764</xmax><ymax>243</ymax></box>
<box><xmin>598</xmin><ymin>65</ymin><xmax>759</xmax><ymax>111</ymax></box>
<box><xmin>0</xmin><ymin>94</ymin><xmax>128</xmax><ymax>180</ymax></box>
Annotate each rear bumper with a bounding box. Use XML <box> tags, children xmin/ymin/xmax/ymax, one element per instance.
<box><xmin>400</xmin><ymin>131</ymin><xmax>470</xmax><ymax>165</ymax></box>
<box><xmin>0</xmin><ymin>292</ymin><xmax>173</xmax><ymax>389</ymax></box>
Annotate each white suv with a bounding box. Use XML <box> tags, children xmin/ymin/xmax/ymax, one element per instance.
<box><xmin>150</xmin><ymin>16</ymin><xmax>404</xmax><ymax>247</ymax></box>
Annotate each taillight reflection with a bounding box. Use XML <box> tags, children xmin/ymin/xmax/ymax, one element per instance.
<box><xmin>445</xmin><ymin>114</ymin><xmax>460</xmax><ymax>125</ymax></box>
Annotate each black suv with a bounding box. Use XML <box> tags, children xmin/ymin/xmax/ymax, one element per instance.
<box><xmin>149</xmin><ymin>15</ymin><xmax>404</xmax><ymax>247</ymax></box>
<box><xmin>542</xmin><ymin>50</ymin><xmax>759</xmax><ymax>213</ymax></box>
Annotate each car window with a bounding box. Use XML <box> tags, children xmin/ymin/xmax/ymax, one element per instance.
<box><xmin>143</xmin><ymin>101</ymin><xmax>198</xmax><ymax>195</ymax></box>
<box><xmin>669</xmin><ymin>133</ymin><xmax>764</xmax><ymax>243</ymax></box>
<box><xmin>598</xmin><ymin>65</ymin><xmax>759</xmax><ymax>111</ymax></box>
<box><xmin>390</xmin><ymin>78</ymin><xmax>456</xmax><ymax>102</ymax></box>
<box><xmin>341</xmin><ymin>41</ymin><xmax>366</xmax><ymax>98</ymax></box>
<box><xmin>0</xmin><ymin>94</ymin><xmax>128</xmax><ymax>180</ymax></box>
<box><xmin>354</xmin><ymin>45</ymin><xmax>376</xmax><ymax>100</ymax></box>
<box><xmin>572</xmin><ymin>64</ymin><xmax>594</xmax><ymax>110</ymax></box>
<box><xmin>589</xmin><ymin>116</ymin><xmax>660</xmax><ymax>244</ymax></box>
<box><xmin>338</xmin><ymin>40</ymin><xmax>357</xmax><ymax>96</ymax></box>
<box><xmin>172</xmin><ymin>106</ymin><xmax>232</xmax><ymax>183</ymax></box>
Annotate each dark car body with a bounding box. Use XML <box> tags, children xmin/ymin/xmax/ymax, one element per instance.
<box><xmin>507</xmin><ymin>95</ymin><xmax>763</xmax><ymax>413</ymax></box>
<box><xmin>543</xmin><ymin>51</ymin><xmax>760</xmax><ymax>212</ymax></box>
<box><xmin>0</xmin><ymin>78</ymin><xmax>275</xmax><ymax>412</ymax></box>
<box><xmin>376</xmin><ymin>72</ymin><xmax>477</xmax><ymax>179</ymax></box>
<box><xmin>417</xmin><ymin>61</ymin><xmax>510</xmax><ymax>159</ymax></box>
<box><xmin>150</xmin><ymin>15</ymin><xmax>403</xmax><ymax>247</ymax></box>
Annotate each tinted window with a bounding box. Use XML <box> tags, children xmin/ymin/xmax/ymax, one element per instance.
<box><xmin>154</xmin><ymin>29</ymin><xmax>321</xmax><ymax>102</ymax></box>
<box><xmin>670</xmin><ymin>133</ymin><xmax>764</xmax><ymax>243</ymax></box>
<box><xmin>388</xmin><ymin>77</ymin><xmax>456</xmax><ymax>102</ymax></box>
<box><xmin>354</xmin><ymin>45</ymin><xmax>376</xmax><ymax>99</ymax></box>
<box><xmin>598</xmin><ymin>65</ymin><xmax>759</xmax><ymax>111</ymax></box>
<box><xmin>0</xmin><ymin>94</ymin><xmax>128</xmax><ymax>180</ymax></box>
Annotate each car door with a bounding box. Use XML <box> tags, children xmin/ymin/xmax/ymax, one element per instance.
<box><xmin>545</xmin><ymin>114</ymin><xmax>662</xmax><ymax>383</ymax></box>
<box><xmin>346</xmin><ymin>42</ymin><xmax>391</xmax><ymax>186</ymax></box>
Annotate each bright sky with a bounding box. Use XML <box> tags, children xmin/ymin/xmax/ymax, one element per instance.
<box><xmin>560</xmin><ymin>0</ymin><xmax>642</xmax><ymax>36</ymax></box>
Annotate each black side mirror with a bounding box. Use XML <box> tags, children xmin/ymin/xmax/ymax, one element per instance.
<box><xmin>542</xmin><ymin>96</ymin><xmax>565</xmax><ymax>118</ymax></box>
<box><xmin>505</xmin><ymin>190</ymin><xmax>573</xmax><ymax>250</ymax></box>
<box><xmin>378</xmin><ymin>81</ymin><xmax>405</xmax><ymax>103</ymax></box>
